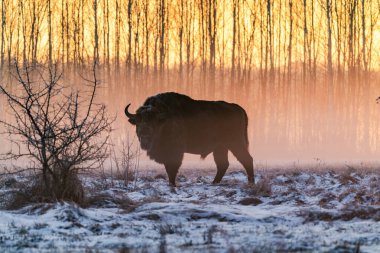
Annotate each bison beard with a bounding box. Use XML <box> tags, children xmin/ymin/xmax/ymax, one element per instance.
<box><xmin>125</xmin><ymin>92</ymin><xmax>254</xmax><ymax>186</ymax></box>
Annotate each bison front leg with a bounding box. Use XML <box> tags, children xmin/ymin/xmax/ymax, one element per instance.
<box><xmin>164</xmin><ymin>159</ymin><xmax>182</xmax><ymax>187</ymax></box>
<box><xmin>212</xmin><ymin>148</ymin><xmax>229</xmax><ymax>184</ymax></box>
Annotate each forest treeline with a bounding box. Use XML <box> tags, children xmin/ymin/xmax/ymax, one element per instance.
<box><xmin>0</xmin><ymin>0</ymin><xmax>379</xmax><ymax>81</ymax></box>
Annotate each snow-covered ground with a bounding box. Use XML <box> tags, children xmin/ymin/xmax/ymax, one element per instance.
<box><xmin>0</xmin><ymin>166</ymin><xmax>380</xmax><ymax>252</ymax></box>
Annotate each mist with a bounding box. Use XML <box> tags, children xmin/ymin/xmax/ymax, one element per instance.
<box><xmin>95</xmin><ymin>70</ymin><xmax>380</xmax><ymax>164</ymax></box>
<box><xmin>0</xmin><ymin>0</ymin><xmax>380</xmax><ymax>165</ymax></box>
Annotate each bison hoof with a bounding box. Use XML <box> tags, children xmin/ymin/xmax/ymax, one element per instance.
<box><xmin>212</xmin><ymin>180</ymin><xmax>221</xmax><ymax>184</ymax></box>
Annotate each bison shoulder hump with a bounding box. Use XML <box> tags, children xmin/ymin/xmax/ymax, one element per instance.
<box><xmin>143</xmin><ymin>92</ymin><xmax>193</xmax><ymax>111</ymax></box>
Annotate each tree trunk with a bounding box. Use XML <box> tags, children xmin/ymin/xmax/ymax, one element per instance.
<box><xmin>0</xmin><ymin>0</ymin><xmax>4</xmax><ymax>67</ymax></box>
<box><xmin>115</xmin><ymin>0</ymin><xmax>120</xmax><ymax>69</ymax></box>
<box><xmin>267</xmin><ymin>0</ymin><xmax>273</xmax><ymax>79</ymax></box>
<box><xmin>144</xmin><ymin>0</ymin><xmax>149</xmax><ymax>73</ymax></box>
<box><xmin>311</xmin><ymin>0</ymin><xmax>316</xmax><ymax>79</ymax></box>
<box><xmin>326</xmin><ymin>0</ymin><xmax>332</xmax><ymax>78</ymax></box>
<box><xmin>81</xmin><ymin>0</ymin><xmax>85</xmax><ymax>65</ymax></box>
<box><xmin>231</xmin><ymin>0</ymin><xmax>237</xmax><ymax>78</ymax></box>
<box><xmin>134</xmin><ymin>5</ymin><xmax>140</xmax><ymax>72</ymax></box>
<box><xmin>208</xmin><ymin>0</ymin><xmax>216</xmax><ymax>74</ymax></box>
<box><xmin>179</xmin><ymin>0</ymin><xmax>184</xmax><ymax>75</ymax></box>
<box><xmin>361</xmin><ymin>0</ymin><xmax>366</xmax><ymax>72</ymax></box>
<box><xmin>66</xmin><ymin>2</ymin><xmax>69</xmax><ymax>66</ymax></box>
<box><xmin>20</xmin><ymin>1</ymin><xmax>26</xmax><ymax>65</ymax></box>
<box><xmin>334</xmin><ymin>0</ymin><xmax>342</xmax><ymax>78</ymax></box>
<box><xmin>348</xmin><ymin>0</ymin><xmax>358</xmax><ymax>77</ymax></box>
<box><xmin>185</xmin><ymin>1</ymin><xmax>193</xmax><ymax>78</ymax></box>
<box><xmin>93</xmin><ymin>0</ymin><xmax>99</xmax><ymax>65</ymax></box>
<box><xmin>30</xmin><ymin>1</ymin><xmax>36</xmax><ymax>66</ymax></box>
<box><xmin>259</xmin><ymin>0</ymin><xmax>263</xmax><ymax>81</ymax></box>
<box><xmin>303</xmin><ymin>0</ymin><xmax>307</xmax><ymax>81</ymax></box>
<box><xmin>127</xmin><ymin>0</ymin><xmax>132</xmax><ymax>71</ymax></box>
<box><xmin>61</xmin><ymin>0</ymin><xmax>65</xmax><ymax>66</ymax></box>
<box><xmin>48</xmin><ymin>0</ymin><xmax>52</xmax><ymax>66</ymax></box>
<box><xmin>106</xmin><ymin>0</ymin><xmax>110</xmax><ymax>68</ymax></box>
<box><xmin>159</xmin><ymin>0</ymin><xmax>165</xmax><ymax>73</ymax></box>
<box><xmin>288</xmin><ymin>0</ymin><xmax>293</xmax><ymax>81</ymax></box>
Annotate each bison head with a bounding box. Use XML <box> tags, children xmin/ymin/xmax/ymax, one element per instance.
<box><xmin>125</xmin><ymin>104</ymin><xmax>165</xmax><ymax>150</ymax></box>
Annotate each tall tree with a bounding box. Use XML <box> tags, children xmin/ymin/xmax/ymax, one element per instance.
<box><xmin>267</xmin><ymin>0</ymin><xmax>274</xmax><ymax>79</ymax></box>
<box><xmin>231</xmin><ymin>0</ymin><xmax>237</xmax><ymax>78</ymax></box>
<box><xmin>65</xmin><ymin>2</ymin><xmax>69</xmax><ymax>65</ymax></box>
<box><xmin>144</xmin><ymin>0</ymin><xmax>149</xmax><ymax>72</ymax></box>
<box><xmin>61</xmin><ymin>0</ymin><xmax>65</xmax><ymax>65</ymax></box>
<box><xmin>115</xmin><ymin>0</ymin><xmax>120</xmax><ymax>69</ymax></box>
<box><xmin>326</xmin><ymin>0</ymin><xmax>332</xmax><ymax>78</ymax></box>
<box><xmin>287</xmin><ymin>0</ymin><xmax>293</xmax><ymax>81</ymax></box>
<box><xmin>48</xmin><ymin>0</ymin><xmax>52</xmax><ymax>66</ymax></box>
<box><xmin>348</xmin><ymin>0</ymin><xmax>358</xmax><ymax>75</ymax></box>
<box><xmin>127</xmin><ymin>0</ymin><xmax>132</xmax><ymax>71</ymax></box>
<box><xmin>93</xmin><ymin>0</ymin><xmax>99</xmax><ymax>65</ymax></box>
<box><xmin>361</xmin><ymin>0</ymin><xmax>367</xmax><ymax>72</ymax></box>
<box><xmin>208</xmin><ymin>0</ymin><xmax>217</xmax><ymax>74</ymax></box>
<box><xmin>303</xmin><ymin>0</ymin><xmax>308</xmax><ymax>81</ymax></box>
<box><xmin>106</xmin><ymin>0</ymin><xmax>110</xmax><ymax>68</ymax></box>
<box><xmin>334</xmin><ymin>0</ymin><xmax>342</xmax><ymax>77</ymax></box>
<box><xmin>159</xmin><ymin>0</ymin><xmax>165</xmax><ymax>72</ymax></box>
<box><xmin>178</xmin><ymin>0</ymin><xmax>184</xmax><ymax>75</ymax></box>
<box><xmin>1</xmin><ymin>0</ymin><xmax>5</xmax><ymax>67</ymax></box>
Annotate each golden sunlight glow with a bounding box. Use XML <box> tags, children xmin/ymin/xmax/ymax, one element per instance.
<box><xmin>0</xmin><ymin>0</ymin><xmax>379</xmax><ymax>71</ymax></box>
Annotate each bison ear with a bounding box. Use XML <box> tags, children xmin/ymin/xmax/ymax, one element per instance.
<box><xmin>128</xmin><ymin>118</ymin><xmax>137</xmax><ymax>125</ymax></box>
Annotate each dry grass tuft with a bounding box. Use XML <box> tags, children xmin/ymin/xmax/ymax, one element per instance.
<box><xmin>2</xmin><ymin>172</ymin><xmax>83</xmax><ymax>210</ymax></box>
<box><xmin>85</xmin><ymin>192</ymin><xmax>137</xmax><ymax>212</ymax></box>
<box><xmin>318</xmin><ymin>192</ymin><xmax>336</xmax><ymax>209</ymax></box>
<box><xmin>338</xmin><ymin>169</ymin><xmax>359</xmax><ymax>184</ymax></box>
<box><xmin>302</xmin><ymin>206</ymin><xmax>380</xmax><ymax>222</ymax></box>
<box><xmin>141</xmin><ymin>195</ymin><xmax>165</xmax><ymax>204</ymax></box>
<box><xmin>245</xmin><ymin>177</ymin><xmax>272</xmax><ymax>197</ymax></box>
<box><xmin>238</xmin><ymin>197</ymin><xmax>263</xmax><ymax>206</ymax></box>
<box><xmin>154</xmin><ymin>174</ymin><xmax>167</xmax><ymax>180</ymax></box>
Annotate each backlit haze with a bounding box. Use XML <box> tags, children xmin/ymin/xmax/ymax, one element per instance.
<box><xmin>0</xmin><ymin>0</ymin><xmax>380</xmax><ymax>166</ymax></box>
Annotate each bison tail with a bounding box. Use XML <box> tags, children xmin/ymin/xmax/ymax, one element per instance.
<box><xmin>244</xmin><ymin>110</ymin><xmax>249</xmax><ymax>147</ymax></box>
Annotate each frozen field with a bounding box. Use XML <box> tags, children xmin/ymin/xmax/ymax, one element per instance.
<box><xmin>0</xmin><ymin>165</ymin><xmax>380</xmax><ymax>252</ymax></box>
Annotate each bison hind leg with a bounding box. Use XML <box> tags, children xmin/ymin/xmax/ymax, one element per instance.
<box><xmin>230</xmin><ymin>145</ymin><xmax>254</xmax><ymax>184</ymax></box>
<box><xmin>212</xmin><ymin>148</ymin><xmax>229</xmax><ymax>184</ymax></box>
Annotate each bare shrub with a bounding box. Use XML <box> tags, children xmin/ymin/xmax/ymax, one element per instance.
<box><xmin>0</xmin><ymin>61</ymin><xmax>113</xmax><ymax>204</ymax></box>
<box><xmin>156</xmin><ymin>223</ymin><xmax>185</xmax><ymax>235</ymax></box>
<box><xmin>204</xmin><ymin>225</ymin><xmax>218</xmax><ymax>244</ymax></box>
<box><xmin>109</xmin><ymin>136</ymin><xmax>140</xmax><ymax>187</ymax></box>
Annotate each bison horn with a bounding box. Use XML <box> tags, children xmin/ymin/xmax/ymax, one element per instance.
<box><xmin>125</xmin><ymin>104</ymin><xmax>136</xmax><ymax>118</ymax></box>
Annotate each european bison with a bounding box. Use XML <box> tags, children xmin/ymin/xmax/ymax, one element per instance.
<box><xmin>125</xmin><ymin>92</ymin><xmax>254</xmax><ymax>186</ymax></box>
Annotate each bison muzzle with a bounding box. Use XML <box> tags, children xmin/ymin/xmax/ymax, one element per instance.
<box><xmin>125</xmin><ymin>92</ymin><xmax>254</xmax><ymax>186</ymax></box>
